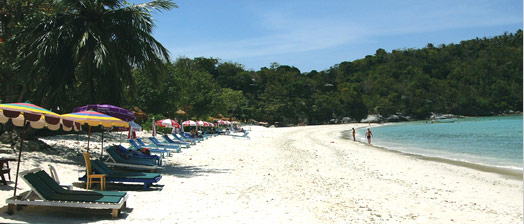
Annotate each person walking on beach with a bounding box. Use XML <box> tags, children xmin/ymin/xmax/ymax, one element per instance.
<box><xmin>366</xmin><ymin>128</ymin><xmax>373</xmax><ymax>145</ymax></box>
<box><xmin>352</xmin><ymin>128</ymin><xmax>356</xmax><ymax>141</ymax></box>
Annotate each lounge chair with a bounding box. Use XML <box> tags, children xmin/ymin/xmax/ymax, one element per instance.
<box><xmin>6</xmin><ymin>168</ymin><xmax>128</xmax><ymax>218</ymax></box>
<box><xmin>232</xmin><ymin>131</ymin><xmax>250</xmax><ymax>139</ymax></box>
<box><xmin>180</xmin><ymin>133</ymin><xmax>203</xmax><ymax>142</ymax></box>
<box><xmin>128</xmin><ymin>139</ymin><xmax>171</xmax><ymax>158</ymax></box>
<box><xmin>116</xmin><ymin>145</ymin><xmax>162</xmax><ymax>165</ymax></box>
<box><xmin>104</xmin><ymin>146</ymin><xmax>160</xmax><ymax>172</ymax></box>
<box><xmin>48</xmin><ymin>165</ymin><xmax>72</xmax><ymax>190</ymax></box>
<box><xmin>147</xmin><ymin>137</ymin><xmax>185</xmax><ymax>151</ymax></box>
<box><xmin>80</xmin><ymin>152</ymin><xmax>162</xmax><ymax>190</ymax></box>
<box><xmin>161</xmin><ymin>135</ymin><xmax>190</xmax><ymax>148</ymax></box>
<box><xmin>134</xmin><ymin>138</ymin><xmax>179</xmax><ymax>154</ymax></box>
<box><xmin>171</xmin><ymin>133</ymin><xmax>197</xmax><ymax>145</ymax></box>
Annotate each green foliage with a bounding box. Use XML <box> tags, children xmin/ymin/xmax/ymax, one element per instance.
<box><xmin>4</xmin><ymin>0</ymin><xmax>176</xmax><ymax>113</ymax></box>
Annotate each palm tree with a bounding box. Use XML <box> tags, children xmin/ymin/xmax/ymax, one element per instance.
<box><xmin>18</xmin><ymin>0</ymin><xmax>176</xmax><ymax>112</ymax></box>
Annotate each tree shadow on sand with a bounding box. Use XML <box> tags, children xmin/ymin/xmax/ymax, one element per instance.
<box><xmin>160</xmin><ymin>165</ymin><xmax>232</xmax><ymax>178</ymax></box>
<box><xmin>0</xmin><ymin>204</ymin><xmax>133</xmax><ymax>223</ymax></box>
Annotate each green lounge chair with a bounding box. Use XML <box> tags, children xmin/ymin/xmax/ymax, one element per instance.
<box><xmin>80</xmin><ymin>152</ymin><xmax>162</xmax><ymax>190</ymax></box>
<box><xmin>6</xmin><ymin>168</ymin><xmax>129</xmax><ymax>218</ymax></box>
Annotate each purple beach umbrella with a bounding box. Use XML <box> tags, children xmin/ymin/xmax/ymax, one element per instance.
<box><xmin>73</xmin><ymin>104</ymin><xmax>135</xmax><ymax>156</ymax></box>
<box><xmin>73</xmin><ymin>104</ymin><xmax>136</xmax><ymax>122</ymax></box>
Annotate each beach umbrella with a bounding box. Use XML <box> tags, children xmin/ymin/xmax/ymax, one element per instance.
<box><xmin>61</xmin><ymin>111</ymin><xmax>129</xmax><ymax>153</ymax></box>
<box><xmin>127</xmin><ymin>121</ymin><xmax>142</xmax><ymax>139</ymax></box>
<box><xmin>0</xmin><ymin>103</ymin><xmax>80</xmax><ymax>197</ymax></box>
<box><xmin>182</xmin><ymin>120</ymin><xmax>197</xmax><ymax>127</ymax></box>
<box><xmin>73</xmin><ymin>104</ymin><xmax>135</xmax><ymax>122</ymax></box>
<box><xmin>73</xmin><ymin>105</ymin><xmax>135</xmax><ymax>155</ymax></box>
<box><xmin>129</xmin><ymin>121</ymin><xmax>142</xmax><ymax>132</ymax></box>
<box><xmin>196</xmin><ymin>121</ymin><xmax>205</xmax><ymax>127</ymax></box>
<box><xmin>152</xmin><ymin>117</ymin><xmax>156</xmax><ymax>136</ymax></box>
<box><xmin>156</xmin><ymin>119</ymin><xmax>181</xmax><ymax>128</ymax></box>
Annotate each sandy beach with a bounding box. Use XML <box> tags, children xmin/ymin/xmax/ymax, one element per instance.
<box><xmin>0</xmin><ymin>124</ymin><xmax>521</xmax><ymax>223</ymax></box>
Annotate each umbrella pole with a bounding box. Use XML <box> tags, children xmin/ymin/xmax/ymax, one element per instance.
<box><xmin>100</xmin><ymin>130</ymin><xmax>104</xmax><ymax>158</ymax></box>
<box><xmin>13</xmin><ymin>118</ymin><xmax>27</xmax><ymax>197</ymax></box>
<box><xmin>87</xmin><ymin>126</ymin><xmax>91</xmax><ymax>152</ymax></box>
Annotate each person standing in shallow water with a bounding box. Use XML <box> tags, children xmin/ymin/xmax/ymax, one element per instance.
<box><xmin>366</xmin><ymin>128</ymin><xmax>373</xmax><ymax>145</ymax></box>
<box><xmin>352</xmin><ymin>128</ymin><xmax>356</xmax><ymax>141</ymax></box>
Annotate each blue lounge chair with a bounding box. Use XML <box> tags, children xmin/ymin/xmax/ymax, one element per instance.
<box><xmin>147</xmin><ymin>137</ymin><xmax>185</xmax><ymax>150</ymax></box>
<box><xmin>161</xmin><ymin>135</ymin><xmax>190</xmax><ymax>148</ymax></box>
<box><xmin>171</xmin><ymin>133</ymin><xmax>196</xmax><ymax>145</ymax></box>
<box><xmin>105</xmin><ymin>146</ymin><xmax>160</xmax><ymax>172</ymax></box>
<box><xmin>128</xmin><ymin>139</ymin><xmax>172</xmax><ymax>157</ymax></box>
<box><xmin>115</xmin><ymin>145</ymin><xmax>162</xmax><ymax>165</ymax></box>
<box><xmin>135</xmin><ymin>137</ymin><xmax>180</xmax><ymax>153</ymax></box>
<box><xmin>181</xmin><ymin>133</ymin><xmax>203</xmax><ymax>142</ymax></box>
<box><xmin>232</xmin><ymin>131</ymin><xmax>250</xmax><ymax>139</ymax></box>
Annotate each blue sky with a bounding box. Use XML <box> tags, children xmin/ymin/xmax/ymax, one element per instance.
<box><xmin>131</xmin><ymin>0</ymin><xmax>522</xmax><ymax>72</ymax></box>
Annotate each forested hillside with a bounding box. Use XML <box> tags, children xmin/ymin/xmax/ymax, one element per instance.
<box><xmin>131</xmin><ymin>30</ymin><xmax>522</xmax><ymax>125</ymax></box>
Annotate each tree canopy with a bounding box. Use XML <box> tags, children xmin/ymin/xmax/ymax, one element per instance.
<box><xmin>130</xmin><ymin>30</ymin><xmax>522</xmax><ymax>125</ymax></box>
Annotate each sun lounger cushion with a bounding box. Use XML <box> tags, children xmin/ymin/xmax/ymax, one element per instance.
<box><xmin>24</xmin><ymin>172</ymin><xmax>123</xmax><ymax>203</ymax></box>
<box><xmin>92</xmin><ymin>160</ymin><xmax>161</xmax><ymax>179</ymax></box>
<box><xmin>107</xmin><ymin>147</ymin><xmax>158</xmax><ymax>166</ymax></box>
<box><xmin>35</xmin><ymin>170</ymin><xmax>126</xmax><ymax>197</ymax></box>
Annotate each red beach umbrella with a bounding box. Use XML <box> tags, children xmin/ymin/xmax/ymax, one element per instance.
<box><xmin>156</xmin><ymin>119</ymin><xmax>181</xmax><ymax>128</ymax></box>
<box><xmin>182</xmin><ymin>120</ymin><xmax>197</xmax><ymax>127</ymax></box>
<box><xmin>196</xmin><ymin>121</ymin><xmax>205</xmax><ymax>127</ymax></box>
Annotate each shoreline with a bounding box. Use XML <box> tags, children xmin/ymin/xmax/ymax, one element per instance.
<box><xmin>341</xmin><ymin>123</ymin><xmax>523</xmax><ymax>180</ymax></box>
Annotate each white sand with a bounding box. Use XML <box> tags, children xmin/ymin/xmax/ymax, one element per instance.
<box><xmin>0</xmin><ymin>124</ymin><xmax>521</xmax><ymax>223</ymax></box>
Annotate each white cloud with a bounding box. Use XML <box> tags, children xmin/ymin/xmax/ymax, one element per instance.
<box><xmin>166</xmin><ymin>0</ymin><xmax>522</xmax><ymax>64</ymax></box>
<box><xmin>169</xmin><ymin>12</ymin><xmax>363</xmax><ymax>60</ymax></box>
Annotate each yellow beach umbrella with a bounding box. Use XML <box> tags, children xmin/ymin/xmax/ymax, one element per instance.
<box><xmin>0</xmin><ymin>102</ymin><xmax>80</xmax><ymax>197</ymax></box>
<box><xmin>61</xmin><ymin>110</ymin><xmax>129</xmax><ymax>152</ymax></box>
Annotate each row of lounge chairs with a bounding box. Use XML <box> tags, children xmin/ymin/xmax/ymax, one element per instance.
<box><xmin>6</xmin><ymin>131</ymin><xmax>219</xmax><ymax>218</ymax></box>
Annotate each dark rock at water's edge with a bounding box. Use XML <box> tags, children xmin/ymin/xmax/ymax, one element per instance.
<box><xmin>502</xmin><ymin>109</ymin><xmax>522</xmax><ymax>115</ymax></box>
<box><xmin>360</xmin><ymin>113</ymin><xmax>412</xmax><ymax>123</ymax></box>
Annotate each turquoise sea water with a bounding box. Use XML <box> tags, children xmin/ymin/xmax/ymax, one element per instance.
<box><xmin>354</xmin><ymin>115</ymin><xmax>523</xmax><ymax>171</ymax></box>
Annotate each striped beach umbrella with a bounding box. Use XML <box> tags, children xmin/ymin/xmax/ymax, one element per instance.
<box><xmin>73</xmin><ymin>104</ymin><xmax>135</xmax><ymax>122</ymax></box>
<box><xmin>0</xmin><ymin>102</ymin><xmax>80</xmax><ymax>197</ymax></box>
<box><xmin>182</xmin><ymin>120</ymin><xmax>197</xmax><ymax>127</ymax></box>
<box><xmin>156</xmin><ymin>119</ymin><xmax>180</xmax><ymax>128</ymax></box>
<box><xmin>61</xmin><ymin>111</ymin><xmax>129</xmax><ymax>152</ymax></box>
<box><xmin>61</xmin><ymin>110</ymin><xmax>129</xmax><ymax>128</ymax></box>
<box><xmin>0</xmin><ymin>103</ymin><xmax>80</xmax><ymax>131</ymax></box>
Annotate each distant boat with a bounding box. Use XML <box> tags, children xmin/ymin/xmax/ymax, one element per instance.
<box><xmin>432</xmin><ymin>118</ymin><xmax>457</xmax><ymax>123</ymax></box>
